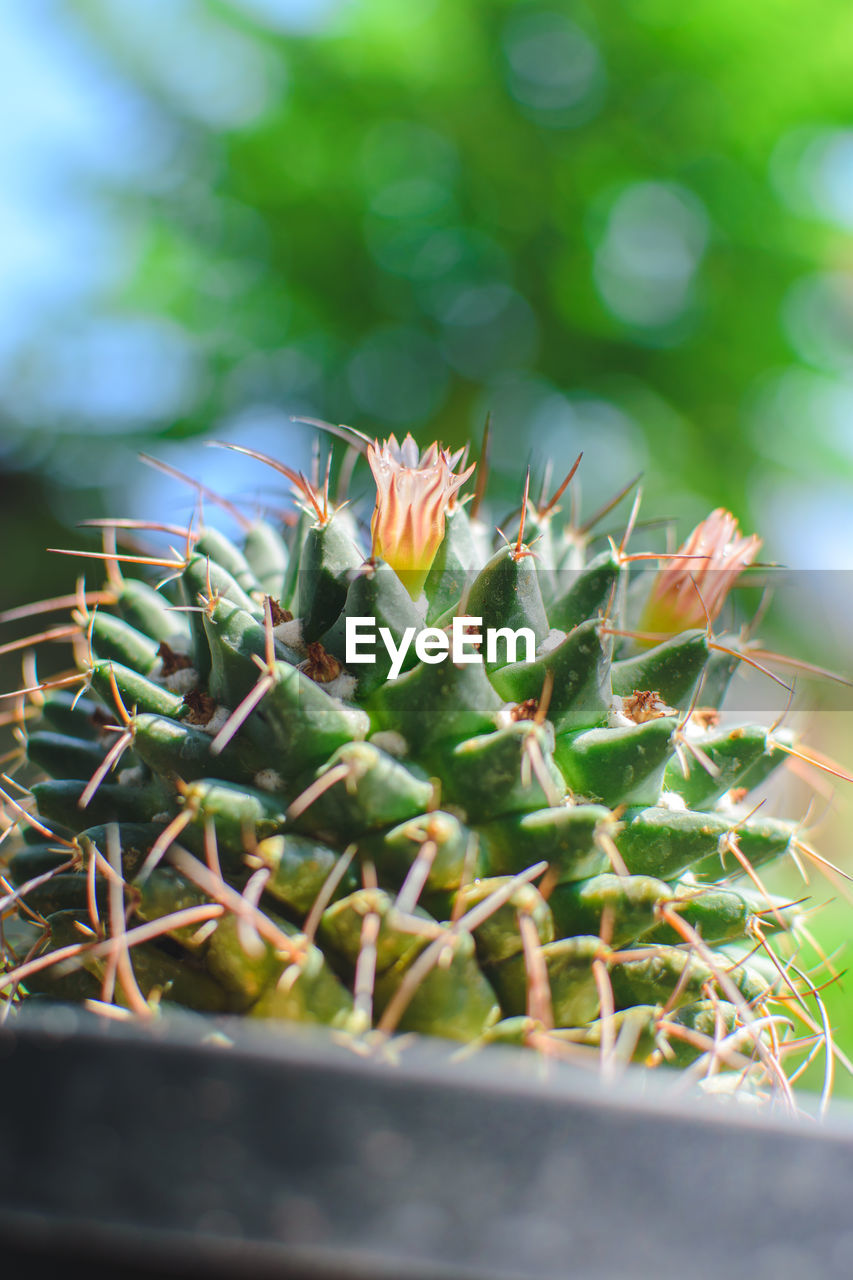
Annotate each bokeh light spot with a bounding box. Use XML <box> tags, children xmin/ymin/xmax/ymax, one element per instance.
<box><xmin>87</xmin><ymin>0</ymin><xmax>281</xmax><ymax>128</ymax></box>
<box><xmin>13</xmin><ymin>315</ymin><xmax>201</xmax><ymax>429</ymax></box>
<box><xmin>347</xmin><ymin>326</ymin><xmax>449</xmax><ymax>426</ymax></box>
<box><xmin>472</xmin><ymin>372</ymin><xmax>647</xmax><ymax>513</ymax></box>
<box><xmin>749</xmin><ymin>366</ymin><xmax>853</xmax><ymax>466</ymax></box>
<box><xmin>593</xmin><ymin>181</ymin><xmax>708</xmax><ymax>330</ymax></box>
<box><xmin>783</xmin><ymin>271</ymin><xmax>853</xmax><ymax>375</ymax></box>
<box><xmin>228</xmin><ymin>0</ymin><xmax>346</xmax><ymax>34</ymax></box>
<box><xmin>440</xmin><ymin>285</ymin><xmax>539</xmax><ymax>380</ymax></box>
<box><xmin>360</xmin><ymin>120</ymin><xmax>458</xmax><ymax>190</ymax></box>
<box><xmin>502</xmin><ymin>10</ymin><xmax>605</xmax><ymax>126</ymax></box>
<box><xmin>772</xmin><ymin>126</ymin><xmax>853</xmax><ymax>229</ymax></box>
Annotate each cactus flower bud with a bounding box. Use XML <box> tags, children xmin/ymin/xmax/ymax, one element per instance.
<box><xmin>367</xmin><ymin>434</ymin><xmax>475</xmax><ymax>598</ymax></box>
<box><xmin>642</xmin><ymin>508</ymin><xmax>761</xmax><ymax>635</ymax></box>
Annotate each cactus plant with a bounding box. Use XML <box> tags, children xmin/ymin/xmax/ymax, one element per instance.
<box><xmin>0</xmin><ymin>424</ymin><xmax>843</xmax><ymax>1102</ymax></box>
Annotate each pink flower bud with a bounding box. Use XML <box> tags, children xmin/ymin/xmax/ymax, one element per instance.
<box><xmin>642</xmin><ymin>508</ymin><xmax>761</xmax><ymax>635</ymax></box>
<box><xmin>368</xmin><ymin>434</ymin><xmax>474</xmax><ymax>598</ymax></box>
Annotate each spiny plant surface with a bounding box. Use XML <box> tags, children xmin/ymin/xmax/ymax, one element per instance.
<box><xmin>0</xmin><ymin>425</ymin><xmax>847</xmax><ymax>1107</ymax></box>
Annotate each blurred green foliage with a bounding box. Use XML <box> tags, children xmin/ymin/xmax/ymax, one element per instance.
<box><xmin>5</xmin><ymin>0</ymin><xmax>853</xmax><ymax>531</ymax></box>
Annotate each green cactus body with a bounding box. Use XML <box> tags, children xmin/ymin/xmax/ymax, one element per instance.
<box><xmin>1</xmin><ymin>426</ymin><xmax>822</xmax><ymax>1095</ymax></box>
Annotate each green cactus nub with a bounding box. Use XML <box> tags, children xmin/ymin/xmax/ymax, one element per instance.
<box><xmin>464</xmin><ymin>546</ymin><xmax>550</xmax><ymax>666</ymax></box>
<box><xmin>243</xmin><ymin>519</ymin><xmax>290</xmax><ymax>601</ymax></box>
<box><xmin>555</xmin><ymin>717</ymin><xmax>677</xmax><ymax>808</ymax></box>
<box><xmin>423</xmin><ymin>504</ymin><xmax>479</xmax><ymax>622</ymax></box>
<box><xmin>610</xmin><ymin>629</ymin><xmax>709</xmax><ymax>708</ymax></box>
<box><xmin>116</xmin><ymin>577</ymin><xmax>192</xmax><ymax>649</ymax></box>
<box><xmin>490</xmin><ymin>618</ymin><xmax>612</xmax><ymax>734</ymax></box>
<box><xmin>548</xmin><ymin>549</ymin><xmax>623</xmax><ymax>633</ymax></box>
<box><xmin>297</xmin><ymin>517</ymin><xmax>364</xmax><ymax>642</ymax></box>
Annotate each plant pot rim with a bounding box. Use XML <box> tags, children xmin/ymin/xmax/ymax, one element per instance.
<box><xmin>2</xmin><ymin>1006</ymin><xmax>852</xmax><ymax>1279</ymax></box>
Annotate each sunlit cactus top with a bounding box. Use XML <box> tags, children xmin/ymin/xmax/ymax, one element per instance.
<box><xmin>367</xmin><ymin>433</ymin><xmax>475</xmax><ymax>598</ymax></box>
<box><xmin>641</xmin><ymin>507</ymin><xmax>762</xmax><ymax>636</ymax></box>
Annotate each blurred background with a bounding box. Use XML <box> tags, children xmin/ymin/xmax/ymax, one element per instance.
<box><xmin>2</xmin><ymin>0</ymin><xmax>853</xmax><ymax>1093</ymax></box>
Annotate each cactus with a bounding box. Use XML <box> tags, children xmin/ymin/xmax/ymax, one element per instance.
<box><xmin>0</xmin><ymin>425</ymin><xmax>844</xmax><ymax>1101</ymax></box>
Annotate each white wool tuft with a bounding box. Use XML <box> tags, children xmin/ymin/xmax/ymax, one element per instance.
<box><xmin>656</xmin><ymin>790</ymin><xmax>688</xmax><ymax>812</ymax></box>
<box><xmin>201</xmin><ymin>706</ymin><xmax>231</xmax><ymax>736</ymax></box>
<box><xmin>369</xmin><ymin>730</ymin><xmax>409</xmax><ymax>759</ymax></box>
<box><xmin>323</xmin><ymin>671</ymin><xmax>358</xmax><ymax>701</ymax></box>
<box><xmin>606</xmin><ymin>696</ymin><xmax>634</xmax><ymax>729</ymax></box>
<box><xmin>117</xmin><ymin>766</ymin><xmax>147</xmax><ymax>787</ymax></box>
<box><xmin>275</xmin><ymin>618</ymin><xmax>305</xmax><ymax>650</ymax></box>
<box><xmin>161</xmin><ymin>668</ymin><xmax>199</xmax><ymax>695</ymax></box>
<box><xmin>254</xmin><ymin>769</ymin><xmax>285</xmax><ymax>793</ymax></box>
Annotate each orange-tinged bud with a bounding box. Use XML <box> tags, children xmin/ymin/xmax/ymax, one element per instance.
<box><xmin>641</xmin><ymin>508</ymin><xmax>761</xmax><ymax>635</ymax></box>
<box><xmin>368</xmin><ymin>434</ymin><xmax>475</xmax><ymax>598</ymax></box>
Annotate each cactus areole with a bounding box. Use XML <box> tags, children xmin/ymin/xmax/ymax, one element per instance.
<box><xmin>0</xmin><ymin>424</ymin><xmax>843</xmax><ymax>1104</ymax></box>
